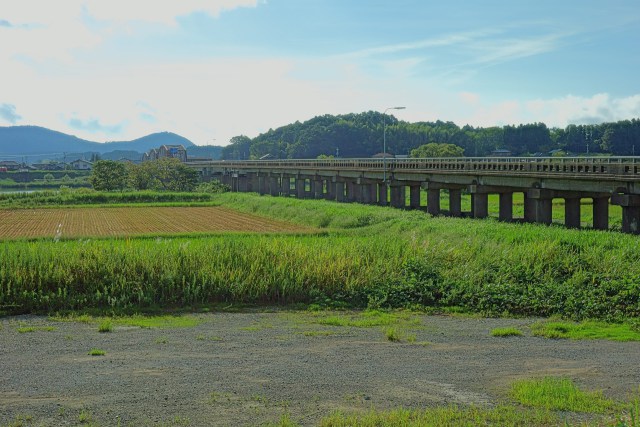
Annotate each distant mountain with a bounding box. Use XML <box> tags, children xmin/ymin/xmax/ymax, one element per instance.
<box><xmin>0</xmin><ymin>126</ymin><xmax>196</xmax><ymax>162</ymax></box>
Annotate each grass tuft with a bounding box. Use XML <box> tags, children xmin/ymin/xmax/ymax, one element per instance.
<box><xmin>88</xmin><ymin>348</ymin><xmax>105</xmax><ymax>356</ymax></box>
<box><xmin>98</xmin><ymin>319</ymin><xmax>113</xmax><ymax>333</ymax></box>
<box><xmin>531</xmin><ymin>321</ymin><xmax>640</xmax><ymax>341</ymax></box>
<box><xmin>510</xmin><ymin>377</ymin><xmax>616</xmax><ymax>413</ymax></box>
<box><xmin>491</xmin><ymin>327</ymin><xmax>524</xmax><ymax>337</ymax></box>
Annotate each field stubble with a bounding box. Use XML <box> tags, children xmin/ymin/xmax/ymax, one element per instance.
<box><xmin>0</xmin><ymin>206</ymin><xmax>310</xmax><ymax>239</ymax></box>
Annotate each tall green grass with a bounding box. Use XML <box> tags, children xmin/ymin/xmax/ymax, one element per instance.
<box><xmin>2</xmin><ymin>192</ymin><xmax>640</xmax><ymax>319</ymax></box>
<box><xmin>0</xmin><ymin>189</ymin><xmax>214</xmax><ymax>207</ymax></box>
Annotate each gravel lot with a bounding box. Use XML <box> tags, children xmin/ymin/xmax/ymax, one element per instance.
<box><xmin>1</xmin><ymin>311</ymin><xmax>639</xmax><ymax>426</ymax></box>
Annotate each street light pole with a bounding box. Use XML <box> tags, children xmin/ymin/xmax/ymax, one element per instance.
<box><xmin>383</xmin><ymin>106</ymin><xmax>406</xmax><ymax>184</ymax></box>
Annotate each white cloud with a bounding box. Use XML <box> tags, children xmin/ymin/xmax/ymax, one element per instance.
<box><xmin>84</xmin><ymin>0</ymin><xmax>259</xmax><ymax>25</ymax></box>
<box><xmin>454</xmin><ymin>93</ymin><xmax>640</xmax><ymax>128</ymax></box>
<box><xmin>0</xmin><ymin>0</ymin><xmax>259</xmax><ymax>62</ymax></box>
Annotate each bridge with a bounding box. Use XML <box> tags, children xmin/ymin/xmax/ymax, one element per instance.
<box><xmin>188</xmin><ymin>157</ymin><xmax>640</xmax><ymax>234</ymax></box>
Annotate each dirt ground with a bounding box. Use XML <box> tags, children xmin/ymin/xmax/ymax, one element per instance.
<box><xmin>1</xmin><ymin>311</ymin><xmax>639</xmax><ymax>426</ymax></box>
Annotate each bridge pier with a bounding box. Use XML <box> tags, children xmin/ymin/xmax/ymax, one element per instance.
<box><xmin>335</xmin><ymin>181</ymin><xmax>346</xmax><ymax>202</ymax></box>
<box><xmin>313</xmin><ymin>178</ymin><xmax>324</xmax><ymax>199</ymax></box>
<box><xmin>426</xmin><ymin>185</ymin><xmax>440</xmax><ymax>215</ymax></box>
<box><xmin>258</xmin><ymin>175</ymin><xmax>269</xmax><ymax>195</ymax></box>
<box><xmin>390</xmin><ymin>182</ymin><xmax>405</xmax><ymax>208</ymax></box>
<box><xmin>296</xmin><ymin>177</ymin><xmax>306</xmax><ymax>198</ymax></box>
<box><xmin>524</xmin><ymin>192</ymin><xmax>536</xmax><ymax>222</ymax></box>
<box><xmin>236</xmin><ymin>175</ymin><xmax>247</xmax><ymax>192</ymax></box>
<box><xmin>325</xmin><ymin>179</ymin><xmax>335</xmax><ymax>200</ymax></box>
<box><xmin>612</xmin><ymin>194</ymin><xmax>640</xmax><ymax>234</ymax></box>
<box><xmin>469</xmin><ymin>186</ymin><xmax>489</xmax><ymax>218</ymax></box>
<box><xmin>280</xmin><ymin>175</ymin><xmax>291</xmax><ymax>196</ymax></box>
<box><xmin>527</xmin><ymin>189</ymin><xmax>553</xmax><ymax>225</ymax></box>
<box><xmin>564</xmin><ymin>197</ymin><xmax>581</xmax><ymax>228</ymax></box>
<box><xmin>593</xmin><ymin>197</ymin><xmax>609</xmax><ymax>230</ymax></box>
<box><xmin>378</xmin><ymin>183</ymin><xmax>388</xmax><ymax>206</ymax></box>
<box><xmin>499</xmin><ymin>192</ymin><xmax>513</xmax><ymax>221</ymax></box>
<box><xmin>361</xmin><ymin>182</ymin><xmax>374</xmax><ymax>204</ymax></box>
<box><xmin>448</xmin><ymin>189</ymin><xmax>462</xmax><ymax>217</ymax></box>
<box><xmin>249</xmin><ymin>173</ymin><xmax>259</xmax><ymax>193</ymax></box>
<box><xmin>409</xmin><ymin>183</ymin><xmax>421</xmax><ymax>210</ymax></box>
<box><xmin>269</xmin><ymin>175</ymin><xmax>279</xmax><ymax>196</ymax></box>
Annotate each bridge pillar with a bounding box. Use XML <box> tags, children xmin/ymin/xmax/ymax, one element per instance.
<box><xmin>248</xmin><ymin>174</ymin><xmax>259</xmax><ymax>193</ymax></box>
<box><xmin>360</xmin><ymin>183</ymin><xmax>372</xmax><ymax>204</ymax></box>
<box><xmin>593</xmin><ymin>197</ymin><xmax>609</xmax><ymax>230</ymax></box>
<box><xmin>564</xmin><ymin>197</ymin><xmax>581</xmax><ymax>228</ymax></box>
<box><xmin>269</xmin><ymin>176</ymin><xmax>280</xmax><ymax>197</ymax></box>
<box><xmin>259</xmin><ymin>175</ymin><xmax>269</xmax><ymax>195</ymax></box>
<box><xmin>448</xmin><ymin>189</ymin><xmax>462</xmax><ymax>217</ymax></box>
<box><xmin>325</xmin><ymin>180</ymin><xmax>335</xmax><ymax>200</ymax></box>
<box><xmin>523</xmin><ymin>192</ymin><xmax>536</xmax><ymax>222</ymax></box>
<box><xmin>346</xmin><ymin>180</ymin><xmax>357</xmax><ymax>203</ymax></box>
<box><xmin>369</xmin><ymin>183</ymin><xmax>378</xmax><ymax>204</ymax></box>
<box><xmin>469</xmin><ymin>186</ymin><xmax>489</xmax><ymax>218</ymax></box>
<box><xmin>280</xmin><ymin>176</ymin><xmax>290</xmax><ymax>196</ymax></box>
<box><xmin>390</xmin><ymin>182</ymin><xmax>405</xmax><ymax>208</ymax></box>
<box><xmin>612</xmin><ymin>194</ymin><xmax>640</xmax><ymax>234</ymax></box>
<box><xmin>296</xmin><ymin>178</ymin><xmax>306</xmax><ymax>199</ymax></box>
<box><xmin>410</xmin><ymin>184</ymin><xmax>422</xmax><ymax>210</ymax></box>
<box><xmin>427</xmin><ymin>187</ymin><xmax>440</xmax><ymax>215</ymax></box>
<box><xmin>472</xmin><ymin>193</ymin><xmax>489</xmax><ymax>218</ymax></box>
<box><xmin>238</xmin><ymin>175</ymin><xmax>249</xmax><ymax>192</ymax></box>
<box><xmin>378</xmin><ymin>183</ymin><xmax>388</xmax><ymax>206</ymax></box>
<box><xmin>499</xmin><ymin>192</ymin><xmax>513</xmax><ymax>222</ymax></box>
<box><xmin>314</xmin><ymin>178</ymin><xmax>324</xmax><ymax>199</ymax></box>
<box><xmin>527</xmin><ymin>189</ymin><xmax>553</xmax><ymax>225</ymax></box>
<box><xmin>335</xmin><ymin>181</ymin><xmax>346</xmax><ymax>202</ymax></box>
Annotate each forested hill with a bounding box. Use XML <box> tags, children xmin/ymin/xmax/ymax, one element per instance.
<box><xmin>221</xmin><ymin>112</ymin><xmax>640</xmax><ymax>159</ymax></box>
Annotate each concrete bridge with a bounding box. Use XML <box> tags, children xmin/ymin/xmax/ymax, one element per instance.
<box><xmin>188</xmin><ymin>157</ymin><xmax>640</xmax><ymax>234</ymax></box>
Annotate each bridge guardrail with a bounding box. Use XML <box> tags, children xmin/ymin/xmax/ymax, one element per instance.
<box><xmin>189</xmin><ymin>157</ymin><xmax>640</xmax><ymax>178</ymax></box>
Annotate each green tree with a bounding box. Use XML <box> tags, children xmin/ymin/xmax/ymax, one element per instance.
<box><xmin>89</xmin><ymin>160</ymin><xmax>128</xmax><ymax>191</ymax></box>
<box><xmin>221</xmin><ymin>135</ymin><xmax>252</xmax><ymax>160</ymax></box>
<box><xmin>410</xmin><ymin>143</ymin><xmax>464</xmax><ymax>158</ymax></box>
<box><xmin>130</xmin><ymin>158</ymin><xmax>199</xmax><ymax>191</ymax></box>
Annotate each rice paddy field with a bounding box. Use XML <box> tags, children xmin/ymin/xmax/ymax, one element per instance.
<box><xmin>0</xmin><ymin>206</ymin><xmax>310</xmax><ymax>239</ymax></box>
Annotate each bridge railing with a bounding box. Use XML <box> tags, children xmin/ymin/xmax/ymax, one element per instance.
<box><xmin>188</xmin><ymin>157</ymin><xmax>640</xmax><ymax>177</ymax></box>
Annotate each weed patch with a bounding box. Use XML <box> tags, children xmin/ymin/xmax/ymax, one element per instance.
<box><xmin>531</xmin><ymin>321</ymin><xmax>640</xmax><ymax>341</ymax></box>
<box><xmin>510</xmin><ymin>377</ymin><xmax>616</xmax><ymax>413</ymax></box>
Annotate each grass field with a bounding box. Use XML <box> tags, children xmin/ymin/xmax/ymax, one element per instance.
<box><xmin>0</xmin><ymin>206</ymin><xmax>310</xmax><ymax>239</ymax></box>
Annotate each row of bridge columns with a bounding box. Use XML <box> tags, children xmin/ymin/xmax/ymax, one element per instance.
<box><xmin>218</xmin><ymin>173</ymin><xmax>640</xmax><ymax>233</ymax></box>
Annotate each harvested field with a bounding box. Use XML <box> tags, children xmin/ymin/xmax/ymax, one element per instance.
<box><xmin>0</xmin><ymin>206</ymin><xmax>310</xmax><ymax>239</ymax></box>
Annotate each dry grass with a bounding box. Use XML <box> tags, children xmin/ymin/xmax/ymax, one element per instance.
<box><xmin>0</xmin><ymin>206</ymin><xmax>311</xmax><ymax>239</ymax></box>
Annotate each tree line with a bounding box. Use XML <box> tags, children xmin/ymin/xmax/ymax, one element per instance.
<box><xmin>89</xmin><ymin>158</ymin><xmax>200</xmax><ymax>191</ymax></box>
<box><xmin>221</xmin><ymin>112</ymin><xmax>640</xmax><ymax>159</ymax></box>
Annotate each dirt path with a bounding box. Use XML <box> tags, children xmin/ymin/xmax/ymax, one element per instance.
<box><xmin>1</xmin><ymin>311</ymin><xmax>639</xmax><ymax>426</ymax></box>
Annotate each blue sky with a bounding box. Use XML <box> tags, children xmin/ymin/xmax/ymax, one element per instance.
<box><xmin>1</xmin><ymin>0</ymin><xmax>639</xmax><ymax>145</ymax></box>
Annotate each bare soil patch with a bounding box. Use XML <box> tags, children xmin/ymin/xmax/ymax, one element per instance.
<box><xmin>0</xmin><ymin>207</ymin><xmax>310</xmax><ymax>239</ymax></box>
<box><xmin>1</xmin><ymin>312</ymin><xmax>639</xmax><ymax>426</ymax></box>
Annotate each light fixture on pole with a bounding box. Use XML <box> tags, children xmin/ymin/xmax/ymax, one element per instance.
<box><xmin>383</xmin><ymin>106</ymin><xmax>405</xmax><ymax>183</ymax></box>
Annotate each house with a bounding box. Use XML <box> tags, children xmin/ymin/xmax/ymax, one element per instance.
<box><xmin>70</xmin><ymin>159</ymin><xmax>93</xmax><ymax>170</ymax></box>
<box><xmin>0</xmin><ymin>160</ymin><xmax>21</xmax><ymax>171</ymax></box>
<box><xmin>32</xmin><ymin>162</ymin><xmax>66</xmax><ymax>171</ymax></box>
<box><xmin>143</xmin><ymin>145</ymin><xmax>187</xmax><ymax>162</ymax></box>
